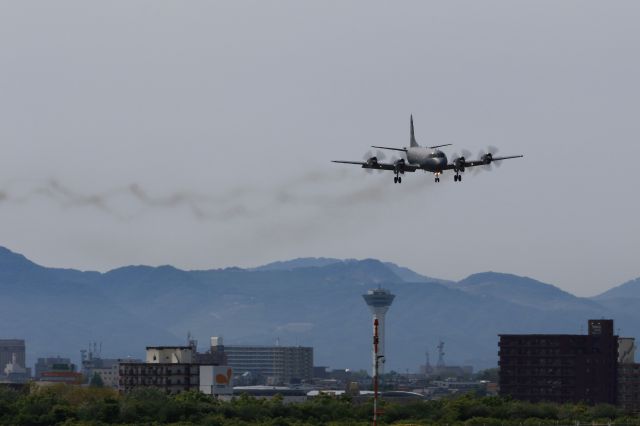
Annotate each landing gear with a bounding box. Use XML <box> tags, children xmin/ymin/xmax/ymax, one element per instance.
<box><xmin>454</xmin><ymin>174</ymin><xmax>462</xmax><ymax>182</ymax></box>
<box><xmin>394</xmin><ymin>172</ymin><xmax>402</xmax><ymax>184</ymax></box>
<box><xmin>435</xmin><ymin>172</ymin><xmax>441</xmax><ymax>183</ymax></box>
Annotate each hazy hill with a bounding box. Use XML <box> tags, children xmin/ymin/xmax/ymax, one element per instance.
<box><xmin>594</xmin><ymin>277</ymin><xmax>640</xmax><ymax>300</ymax></box>
<box><xmin>0</xmin><ymin>246</ymin><xmax>638</xmax><ymax>372</ymax></box>
<box><xmin>250</xmin><ymin>257</ymin><xmax>346</xmax><ymax>271</ymax></box>
<box><xmin>455</xmin><ymin>272</ymin><xmax>601</xmax><ymax>311</ymax></box>
<box><xmin>252</xmin><ymin>256</ymin><xmax>443</xmax><ymax>283</ymax></box>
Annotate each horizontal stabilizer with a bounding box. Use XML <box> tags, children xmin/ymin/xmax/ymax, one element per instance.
<box><xmin>371</xmin><ymin>145</ymin><xmax>407</xmax><ymax>152</ymax></box>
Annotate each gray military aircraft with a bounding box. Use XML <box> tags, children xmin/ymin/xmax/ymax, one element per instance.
<box><xmin>332</xmin><ymin>116</ymin><xmax>523</xmax><ymax>183</ymax></box>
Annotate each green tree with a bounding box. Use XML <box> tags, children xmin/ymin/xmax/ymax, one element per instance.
<box><xmin>89</xmin><ymin>372</ymin><xmax>104</xmax><ymax>388</ymax></box>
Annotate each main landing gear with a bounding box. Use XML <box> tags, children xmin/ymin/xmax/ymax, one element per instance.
<box><xmin>454</xmin><ymin>174</ymin><xmax>462</xmax><ymax>182</ymax></box>
<box><xmin>393</xmin><ymin>174</ymin><xmax>402</xmax><ymax>184</ymax></box>
<box><xmin>434</xmin><ymin>172</ymin><xmax>441</xmax><ymax>183</ymax></box>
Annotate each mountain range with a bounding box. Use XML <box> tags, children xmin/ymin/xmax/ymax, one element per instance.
<box><xmin>1</xmin><ymin>246</ymin><xmax>639</xmax><ymax>372</ymax></box>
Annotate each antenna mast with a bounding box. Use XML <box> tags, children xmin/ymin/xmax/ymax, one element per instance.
<box><xmin>437</xmin><ymin>340</ymin><xmax>445</xmax><ymax>368</ymax></box>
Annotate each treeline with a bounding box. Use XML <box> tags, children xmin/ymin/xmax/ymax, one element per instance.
<box><xmin>0</xmin><ymin>384</ymin><xmax>637</xmax><ymax>425</ymax></box>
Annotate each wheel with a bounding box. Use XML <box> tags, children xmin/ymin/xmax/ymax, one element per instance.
<box><xmin>394</xmin><ymin>176</ymin><xmax>398</xmax><ymax>183</ymax></box>
<box><xmin>398</xmin><ymin>177</ymin><xmax>402</xmax><ymax>184</ymax></box>
<box><xmin>454</xmin><ymin>175</ymin><xmax>458</xmax><ymax>182</ymax></box>
<box><xmin>459</xmin><ymin>175</ymin><xmax>462</xmax><ymax>182</ymax></box>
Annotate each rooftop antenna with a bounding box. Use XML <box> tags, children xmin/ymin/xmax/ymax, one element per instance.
<box><xmin>437</xmin><ymin>340</ymin><xmax>445</xmax><ymax>368</ymax></box>
<box><xmin>187</xmin><ymin>331</ymin><xmax>198</xmax><ymax>351</ymax></box>
<box><xmin>425</xmin><ymin>349</ymin><xmax>431</xmax><ymax>374</ymax></box>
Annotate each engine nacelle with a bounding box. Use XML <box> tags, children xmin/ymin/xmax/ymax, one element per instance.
<box><xmin>482</xmin><ymin>153</ymin><xmax>493</xmax><ymax>164</ymax></box>
<box><xmin>367</xmin><ymin>156</ymin><xmax>379</xmax><ymax>166</ymax></box>
<box><xmin>455</xmin><ymin>157</ymin><xmax>466</xmax><ymax>172</ymax></box>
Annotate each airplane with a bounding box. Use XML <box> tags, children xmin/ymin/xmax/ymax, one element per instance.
<box><xmin>332</xmin><ymin>115</ymin><xmax>523</xmax><ymax>183</ymax></box>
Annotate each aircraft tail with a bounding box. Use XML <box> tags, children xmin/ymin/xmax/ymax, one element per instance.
<box><xmin>410</xmin><ymin>115</ymin><xmax>419</xmax><ymax>147</ymax></box>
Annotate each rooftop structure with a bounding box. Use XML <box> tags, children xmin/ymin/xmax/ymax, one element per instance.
<box><xmin>363</xmin><ymin>288</ymin><xmax>395</xmax><ymax>375</ymax></box>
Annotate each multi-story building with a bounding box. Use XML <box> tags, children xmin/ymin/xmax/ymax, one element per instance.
<box><xmin>35</xmin><ymin>357</ymin><xmax>75</xmax><ymax>380</ymax></box>
<box><xmin>83</xmin><ymin>357</ymin><xmax>141</xmax><ymax>388</ymax></box>
<box><xmin>35</xmin><ymin>358</ymin><xmax>83</xmax><ymax>384</ymax></box>
<box><xmin>499</xmin><ymin>319</ymin><xmax>618</xmax><ymax>405</ymax></box>
<box><xmin>119</xmin><ymin>345</ymin><xmax>232</xmax><ymax>395</ymax></box>
<box><xmin>617</xmin><ymin>337</ymin><xmax>640</xmax><ymax>413</ymax></box>
<box><xmin>81</xmin><ymin>344</ymin><xmax>142</xmax><ymax>388</ymax></box>
<box><xmin>618</xmin><ymin>362</ymin><xmax>640</xmax><ymax>412</ymax></box>
<box><xmin>223</xmin><ymin>342</ymin><xmax>313</xmax><ymax>384</ymax></box>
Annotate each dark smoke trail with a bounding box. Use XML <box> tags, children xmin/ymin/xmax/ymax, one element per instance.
<box><xmin>0</xmin><ymin>167</ymin><xmax>435</xmax><ymax>221</ymax></box>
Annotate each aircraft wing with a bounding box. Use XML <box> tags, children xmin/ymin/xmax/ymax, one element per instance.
<box><xmin>332</xmin><ymin>160</ymin><xmax>419</xmax><ymax>172</ymax></box>
<box><xmin>443</xmin><ymin>154</ymin><xmax>523</xmax><ymax>170</ymax></box>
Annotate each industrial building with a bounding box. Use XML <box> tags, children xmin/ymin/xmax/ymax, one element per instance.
<box><xmin>499</xmin><ymin>319</ymin><xmax>619</xmax><ymax>404</ymax></box>
<box><xmin>35</xmin><ymin>357</ymin><xmax>76</xmax><ymax>380</ymax></box>
<box><xmin>223</xmin><ymin>342</ymin><xmax>313</xmax><ymax>385</ymax></box>
<box><xmin>119</xmin><ymin>344</ymin><xmax>232</xmax><ymax>395</ymax></box>
<box><xmin>35</xmin><ymin>357</ymin><xmax>82</xmax><ymax>384</ymax></box>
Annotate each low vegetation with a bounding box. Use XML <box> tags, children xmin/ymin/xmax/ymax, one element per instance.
<box><xmin>0</xmin><ymin>384</ymin><xmax>636</xmax><ymax>425</ymax></box>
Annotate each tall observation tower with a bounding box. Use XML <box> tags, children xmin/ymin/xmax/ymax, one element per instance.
<box><xmin>363</xmin><ymin>288</ymin><xmax>395</xmax><ymax>375</ymax></box>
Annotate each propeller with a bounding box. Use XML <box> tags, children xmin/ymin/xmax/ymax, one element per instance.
<box><xmin>474</xmin><ymin>146</ymin><xmax>500</xmax><ymax>174</ymax></box>
<box><xmin>450</xmin><ymin>149</ymin><xmax>473</xmax><ymax>172</ymax></box>
<box><xmin>488</xmin><ymin>146</ymin><xmax>503</xmax><ymax>168</ymax></box>
<box><xmin>362</xmin><ymin>149</ymin><xmax>387</xmax><ymax>173</ymax></box>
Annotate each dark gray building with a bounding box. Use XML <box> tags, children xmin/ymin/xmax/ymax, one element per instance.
<box><xmin>499</xmin><ymin>319</ymin><xmax>618</xmax><ymax>405</ymax></box>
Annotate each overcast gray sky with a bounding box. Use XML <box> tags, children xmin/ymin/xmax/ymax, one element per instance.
<box><xmin>1</xmin><ymin>1</ymin><xmax>639</xmax><ymax>297</ymax></box>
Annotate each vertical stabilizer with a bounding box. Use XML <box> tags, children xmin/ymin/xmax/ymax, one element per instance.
<box><xmin>410</xmin><ymin>115</ymin><xmax>419</xmax><ymax>147</ymax></box>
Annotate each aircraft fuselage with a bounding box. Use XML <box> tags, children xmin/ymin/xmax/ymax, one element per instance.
<box><xmin>406</xmin><ymin>147</ymin><xmax>448</xmax><ymax>172</ymax></box>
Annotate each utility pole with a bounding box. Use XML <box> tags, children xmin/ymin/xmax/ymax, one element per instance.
<box><xmin>373</xmin><ymin>318</ymin><xmax>384</xmax><ymax>426</ymax></box>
